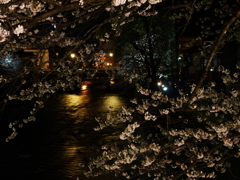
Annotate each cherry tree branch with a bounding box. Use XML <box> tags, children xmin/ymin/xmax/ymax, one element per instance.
<box><xmin>18</xmin><ymin>0</ymin><xmax>112</xmax><ymax>30</ymax></box>
<box><xmin>189</xmin><ymin>8</ymin><xmax>240</xmax><ymax>104</ymax></box>
<box><xmin>21</xmin><ymin>3</ymin><xmax>81</xmax><ymax>29</ymax></box>
<box><xmin>0</xmin><ymin>0</ymin><xmax>31</xmax><ymax>7</ymax></box>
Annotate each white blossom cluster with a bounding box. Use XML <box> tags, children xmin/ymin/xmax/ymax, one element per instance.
<box><xmin>88</xmin><ymin>79</ymin><xmax>240</xmax><ymax>179</ymax></box>
<box><xmin>0</xmin><ymin>0</ymin><xmax>239</xmax><ymax>179</ymax></box>
<box><xmin>79</xmin><ymin>0</ymin><xmax>84</xmax><ymax>6</ymax></box>
<box><xmin>120</xmin><ymin>122</ymin><xmax>140</xmax><ymax>140</ymax></box>
<box><xmin>3</xmin><ymin>47</ymin><xmax>92</xmax><ymax>142</ymax></box>
<box><xmin>112</xmin><ymin>0</ymin><xmax>126</xmax><ymax>6</ymax></box>
<box><xmin>0</xmin><ymin>0</ymin><xmax>10</xmax><ymax>4</ymax></box>
<box><xmin>13</xmin><ymin>25</ymin><xmax>25</xmax><ymax>36</ymax></box>
<box><xmin>0</xmin><ymin>25</ymin><xmax>9</xmax><ymax>42</ymax></box>
<box><xmin>100</xmin><ymin>0</ymin><xmax>163</xmax><ymax>40</ymax></box>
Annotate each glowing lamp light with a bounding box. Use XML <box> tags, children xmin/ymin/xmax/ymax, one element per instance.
<box><xmin>163</xmin><ymin>87</ymin><xmax>168</xmax><ymax>91</ymax></box>
<box><xmin>110</xmin><ymin>78</ymin><xmax>115</xmax><ymax>85</ymax></box>
<box><xmin>70</xmin><ymin>53</ymin><xmax>76</xmax><ymax>58</ymax></box>
<box><xmin>109</xmin><ymin>53</ymin><xmax>113</xmax><ymax>57</ymax></box>
<box><xmin>157</xmin><ymin>82</ymin><xmax>162</xmax><ymax>86</ymax></box>
<box><xmin>81</xmin><ymin>85</ymin><xmax>87</xmax><ymax>90</ymax></box>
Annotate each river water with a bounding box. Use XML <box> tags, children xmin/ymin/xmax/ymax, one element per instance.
<box><xmin>0</xmin><ymin>81</ymin><xmax>132</xmax><ymax>180</ymax></box>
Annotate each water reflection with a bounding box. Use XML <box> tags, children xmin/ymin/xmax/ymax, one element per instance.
<box><xmin>58</xmin><ymin>82</ymin><xmax>130</xmax><ymax>179</ymax></box>
<box><xmin>103</xmin><ymin>95</ymin><xmax>123</xmax><ymax>108</ymax></box>
<box><xmin>50</xmin><ymin>83</ymin><xmax>129</xmax><ymax>179</ymax></box>
<box><xmin>58</xmin><ymin>86</ymin><xmax>128</xmax><ymax>179</ymax></box>
<box><xmin>0</xmin><ymin>81</ymin><xmax>130</xmax><ymax>180</ymax></box>
<box><xmin>65</xmin><ymin>94</ymin><xmax>85</xmax><ymax>107</ymax></box>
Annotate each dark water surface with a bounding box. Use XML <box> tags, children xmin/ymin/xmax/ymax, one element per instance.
<box><xmin>0</xmin><ymin>83</ymin><xmax>131</xmax><ymax>180</ymax></box>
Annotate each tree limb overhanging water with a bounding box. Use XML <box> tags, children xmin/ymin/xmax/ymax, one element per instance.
<box><xmin>0</xmin><ymin>0</ymin><xmax>240</xmax><ymax>179</ymax></box>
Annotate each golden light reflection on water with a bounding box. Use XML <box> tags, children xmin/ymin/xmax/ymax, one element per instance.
<box><xmin>103</xmin><ymin>96</ymin><xmax>123</xmax><ymax>109</ymax></box>
<box><xmin>64</xmin><ymin>94</ymin><xmax>125</xmax><ymax>111</ymax></box>
<box><xmin>58</xmin><ymin>92</ymin><xmax>128</xmax><ymax>179</ymax></box>
<box><xmin>65</xmin><ymin>94</ymin><xmax>83</xmax><ymax>106</ymax></box>
<box><xmin>65</xmin><ymin>146</ymin><xmax>77</xmax><ymax>156</ymax></box>
<box><xmin>62</xmin><ymin>145</ymin><xmax>86</xmax><ymax>179</ymax></box>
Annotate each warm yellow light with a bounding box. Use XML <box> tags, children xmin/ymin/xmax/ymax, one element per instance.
<box><xmin>109</xmin><ymin>53</ymin><xmax>113</xmax><ymax>57</ymax></box>
<box><xmin>104</xmin><ymin>96</ymin><xmax>121</xmax><ymax>107</ymax></box>
<box><xmin>81</xmin><ymin>85</ymin><xmax>87</xmax><ymax>90</ymax></box>
<box><xmin>110</xmin><ymin>79</ymin><xmax>115</xmax><ymax>85</ymax></box>
<box><xmin>70</xmin><ymin>53</ymin><xmax>76</xmax><ymax>58</ymax></box>
<box><xmin>65</xmin><ymin>94</ymin><xmax>82</xmax><ymax>106</ymax></box>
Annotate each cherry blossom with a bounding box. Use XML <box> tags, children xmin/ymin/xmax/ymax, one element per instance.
<box><xmin>0</xmin><ymin>0</ymin><xmax>10</xmax><ymax>4</ymax></box>
<box><xmin>0</xmin><ymin>0</ymin><xmax>239</xmax><ymax>179</ymax></box>
<box><xmin>0</xmin><ymin>25</ymin><xmax>9</xmax><ymax>42</ymax></box>
<box><xmin>13</xmin><ymin>25</ymin><xmax>25</xmax><ymax>36</ymax></box>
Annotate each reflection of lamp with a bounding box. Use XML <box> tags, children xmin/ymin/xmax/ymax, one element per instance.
<box><xmin>109</xmin><ymin>53</ymin><xmax>113</xmax><ymax>57</ymax></box>
<box><xmin>70</xmin><ymin>53</ymin><xmax>76</xmax><ymax>58</ymax></box>
<box><xmin>66</xmin><ymin>94</ymin><xmax>82</xmax><ymax>106</ymax></box>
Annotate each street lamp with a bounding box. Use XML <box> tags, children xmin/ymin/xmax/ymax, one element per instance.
<box><xmin>81</xmin><ymin>85</ymin><xmax>87</xmax><ymax>90</ymax></box>
<box><xmin>70</xmin><ymin>53</ymin><xmax>76</xmax><ymax>58</ymax></box>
